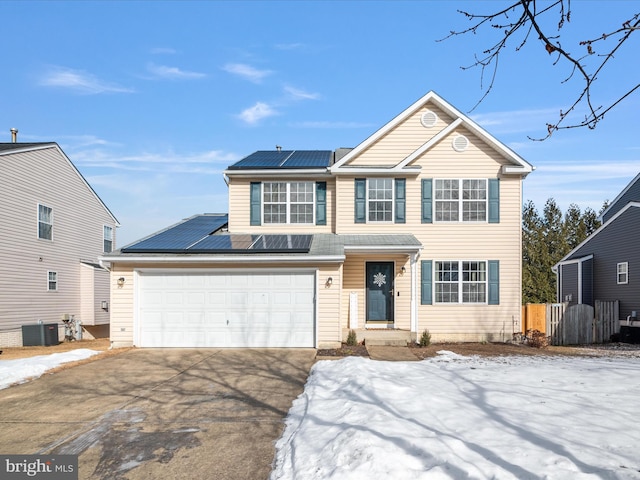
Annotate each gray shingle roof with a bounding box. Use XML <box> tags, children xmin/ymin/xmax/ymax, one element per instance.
<box><xmin>0</xmin><ymin>142</ymin><xmax>56</xmax><ymax>152</ymax></box>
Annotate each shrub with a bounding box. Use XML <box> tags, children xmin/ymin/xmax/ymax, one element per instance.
<box><xmin>419</xmin><ymin>329</ymin><xmax>432</xmax><ymax>347</ymax></box>
<box><xmin>346</xmin><ymin>329</ymin><xmax>358</xmax><ymax>346</ymax></box>
<box><xmin>527</xmin><ymin>329</ymin><xmax>549</xmax><ymax>348</ymax></box>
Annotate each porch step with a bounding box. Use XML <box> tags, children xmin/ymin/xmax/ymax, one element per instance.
<box><xmin>345</xmin><ymin>328</ymin><xmax>412</xmax><ymax>347</ymax></box>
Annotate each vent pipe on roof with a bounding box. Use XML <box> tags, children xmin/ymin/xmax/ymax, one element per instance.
<box><xmin>10</xmin><ymin>128</ymin><xmax>18</xmax><ymax>143</ymax></box>
<box><xmin>276</xmin><ymin>145</ymin><xmax>282</xmax><ymax>152</ymax></box>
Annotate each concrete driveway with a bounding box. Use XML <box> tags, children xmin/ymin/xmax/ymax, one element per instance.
<box><xmin>0</xmin><ymin>348</ymin><xmax>316</xmax><ymax>480</ymax></box>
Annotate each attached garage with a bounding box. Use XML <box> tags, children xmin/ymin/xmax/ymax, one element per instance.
<box><xmin>136</xmin><ymin>270</ymin><xmax>316</xmax><ymax>348</ymax></box>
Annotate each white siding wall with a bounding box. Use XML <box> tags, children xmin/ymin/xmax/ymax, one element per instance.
<box><xmin>0</xmin><ymin>146</ymin><xmax>117</xmax><ymax>345</ymax></box>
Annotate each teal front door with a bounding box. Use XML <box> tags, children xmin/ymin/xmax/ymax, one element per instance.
<box><xmin>366</xmin><ymin>262</ymin><xmax>394</xmax><ymax>323</ymax></box>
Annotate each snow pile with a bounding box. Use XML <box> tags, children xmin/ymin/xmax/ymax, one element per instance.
<box><xmin>271</xmin><ymin>352</ymin><xmax>640</xmax><ymax>480</ymax></box>
<box><xmin>0</xmin><ymin>349</ymin><xmax>99</xmax><ymax>390</ymax></box>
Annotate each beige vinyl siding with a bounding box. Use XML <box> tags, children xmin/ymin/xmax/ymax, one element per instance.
<box><xmin>341</xmin><ymin>254</ymin><xmax>412</xmax><ymax>331</ymax></box>
<box><xmin>227</xmin><ymin>177</ymin><xmax>335</xmax><ymax>233</ymax></box>
<box><xmin>109</xmin><ymin>261</ymin><xmax>343</xmax><ymax>348</ymax></box>
<box><xmin>0</xmin><ymin>147</ymin><xmax>117</xmax><ymax>342</ymax></box>
<box><xmin>347</xmin><ymin>105</ymin><xmax>455</xmax><ymax>167</ymax></box>
<box><xmin>80</xmin><ymin>263</ymin><xmax>110</xmax><ymax>326</ymax></box>
<box><xmin>335</xmin><ymin>124</ymin><xmax>523</xmax><ymax>340</ymax></box>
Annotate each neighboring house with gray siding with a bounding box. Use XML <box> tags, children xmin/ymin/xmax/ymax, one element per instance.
<box><xmin>555</xmin><ymin>173</ymin><xmax>640</xmax><ymax>326</ymax></box>
<box><xmin>0</xmin><ymin>142</ymin><xmax>119</xmax><ymax>346</ymax></box>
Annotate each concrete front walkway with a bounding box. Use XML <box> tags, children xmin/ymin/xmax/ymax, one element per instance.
<box><xmin>0</xmin><ymin>349</ymin><xmax>316</xmax><ymax>480</ymax></box>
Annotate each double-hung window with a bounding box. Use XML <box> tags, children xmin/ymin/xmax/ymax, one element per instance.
<box><xmin>104</xmin><ymin>226</ymin><xmax>114</xmax><ymax>253</ymax></box>
<box><xmin>263</xmin><ymin>182</ymin><xmax>314</xmax><ymax>224</ymax></box>
<box><xmin>368</xmin><ymin>178</ymin><xmax>393</xmax><ymax>222</ymax></box>
<box><xmin>48</xmin><ymin>271</ymin><xmax>58</xmax><ymax>291</ymax></box>
<box><xmin>435</xmin><ymin>179</ymin><xmax>487</xmax><ymax>222</ymax></box>
<box><xmin>617</xmin><ymin>262</ymin><xmax>629</xmax><ymax>285</ymax></box>
<box><xmin>38</xmin><ymin>204</ymin><xmax>53</xmax><ymax>240</ymax></box>
<box><xmin>435</xmin><ymin>260</ymin><xmax>487</xmax><ymax>303</ymax></box>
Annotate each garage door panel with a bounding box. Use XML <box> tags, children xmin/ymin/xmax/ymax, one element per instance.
<box><xmin>137</xmin><ymin>272</ymin><xmax>315</xmax><ymax>348</ymax></box>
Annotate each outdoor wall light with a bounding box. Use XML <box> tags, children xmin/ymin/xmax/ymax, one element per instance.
<box><xmin>401</xmin><ymin>266</ymin><xmax>406</xmax><ymax>274</ymax></box>
<box><xmin>117</xmin><ymin>277</ymin><xmax>126</xmax><ymax>287</ymax></box>
<box><xmin>101</xmin><ymin>301</ymin><xmax>109</xmax><ymax>311</ymax></box>
<box><xmin>326</xmin><ymin>277</ymin><xmax>333</xmax><ymax>287</ymax></box>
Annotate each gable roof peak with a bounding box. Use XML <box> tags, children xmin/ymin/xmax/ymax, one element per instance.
<box><xmin>331</xmin><ymin>90</ymin><xmax>534</xmax><ymax>176</ymax></box>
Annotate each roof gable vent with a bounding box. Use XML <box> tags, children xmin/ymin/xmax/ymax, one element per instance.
<box><xmin>452</xmin><ymin>135</ymin><xmax>469</xmax><ymax>152</ymax></box>
<box><xmin>420</xmin><ymin>110</ymin><xmax>438</xmax><ymax>128</ymax></box>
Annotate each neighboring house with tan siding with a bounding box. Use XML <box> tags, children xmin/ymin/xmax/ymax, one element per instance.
<box><xmin>103</xmin><ymin>91</ymin><xmax>533</xmax><ymax>348</ymax></box>
<box><xmin>0</xmin><ymin>142</ymin><xmax>119</xmax><ymax>346</ymax></box>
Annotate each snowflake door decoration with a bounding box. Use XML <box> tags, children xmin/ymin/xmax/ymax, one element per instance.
<box><xmin>373</xmin><ymin>272</ymin><xmax>387</xmax><ymax>288</ymax></box>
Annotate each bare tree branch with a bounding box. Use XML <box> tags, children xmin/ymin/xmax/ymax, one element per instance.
<box><xmin>441</xmin><ymin>0</ymin><xmax>640</xmax><ymax>140</ymax></box>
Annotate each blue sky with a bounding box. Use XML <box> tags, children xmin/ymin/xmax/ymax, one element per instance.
<box><xmin>3</xmin><ymin>1</ymin><xmax>639</xmax><ymax>246</ymax></box>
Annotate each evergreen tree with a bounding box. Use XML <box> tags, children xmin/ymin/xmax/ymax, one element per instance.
<box><xmin>522</xmin><ymin>199</ymin><xmax>602</xmax><ymax>304</ymax></box>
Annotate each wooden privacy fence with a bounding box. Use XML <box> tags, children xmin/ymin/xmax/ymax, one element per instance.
<box><xmin>522</xmin><ymin>300</ymin><xmax>619</xmax><ymax>345</ymax></box>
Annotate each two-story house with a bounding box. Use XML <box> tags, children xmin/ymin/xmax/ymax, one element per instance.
<box><xmin>0</xmin><ymin>140</ymin><xmax>120</xmax><ymax>347</ymax></box>
<box><xmin>103</xmin><ymin>91</ymin><xmax>533</xmax><ymax>348</ymax></box>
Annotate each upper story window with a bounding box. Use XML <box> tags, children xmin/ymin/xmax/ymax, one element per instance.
<box><xmin>263</xmin><ymin>182</ymin><xmax>314</xmax><ymax>224</ymax></box>
<box><xmin>368</xmin><ymin>178</ymin><xmax>393</xmax><ymax>222</ymax></box>
<box><xmin>48</xmin><ymin>271</ymin><xmax>58</xmax><ymax>291</ymax></box>
<box><xmin>435</xmin><ymin>179</ymin><xmax>487</xmax><ymax>222</ymax></box>
<box><xmin>104</xmin><ymin>225</ymin><xmax>114</xmax><ymax>253</ymax></box>
<box><xmin>38</xmin><ymin>204</ymin><xmax>53</xmax><ymax>240</ymax></box>
<box><xmin>617</xmin><ymin>262</ymin><xmax>628</xmax><ymax>284</ymax></box>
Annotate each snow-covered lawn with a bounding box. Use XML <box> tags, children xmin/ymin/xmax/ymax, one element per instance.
<box><xmin>0</xmin><ymin>349</ymin><xmax>99</xmax><ymax>390</ymax></box>
<box><xmin>271</xmin><ymin>351</ymin><xmax>640</xmax><ymax>480</ymax></box>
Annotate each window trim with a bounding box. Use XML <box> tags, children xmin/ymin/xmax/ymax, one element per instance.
<box><xmin>434</xmin><ymin>178</ymin><xmax>488</xmax><ymax>223</ymax></box>
<box><xmin>262</xmin><ymin>181</ymin><xmax>315</xmax><ymax>225</ymax></box>
<box><xmin>47</xmin><ymin>271</ymin><xmax>58</xmax><ymax>292</ymax></box>
<box><xmin>366</xmin><ymin>178</ymin><xmax>394</xmax><ymax>223</ymax></box>
<box><xmin>38</xmin><ymin>203</ymin><xmax>53</xmax><ymax>241</ymax></box>
<box><xmin>103</xmin><ymin>225</ymin><xmax>114</xmax><ymax>253</ymax></box>
<box><xmin>617</xmin><ymin>262</ymin><xmax>629</xmax><ymax>285</ymax></box>
<box><xmin>433</xmin><ymin>260</ymin><xmax>488</xmax><ymax>304</ymax></box>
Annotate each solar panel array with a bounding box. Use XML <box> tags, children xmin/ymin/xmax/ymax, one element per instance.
<box><xmin>122</xmin><ymin>215</ymin><xmax>312</xmax><ymax>254</ymax></box>
<box><xmin>122</xmin><ymin>215</ymin><xmax>228</xmax><ymax>253</ymax></box>
<box><xmin>227</xmin><ymin>150</ymin><xmax>332</xmax><ymax>170</ymax></box>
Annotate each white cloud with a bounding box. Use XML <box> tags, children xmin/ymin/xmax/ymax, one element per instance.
<box><xmin>222</xmin><ymin>63</ymin><xmax>273</xmax><ymax>83</ymax></box>
<box><xmin>284</xmin><ymin>85</ymin><xmax>320</xmax><ymax>101</ymax></box>
<box><xmin>274</xmin><ymin>43</ymin><xmax>305</xmax><ymax>51</ymax></box>
<box><xmin>471</xmin><ymin>108</ymin><xmax>561</xmax><ymax>135</ymax></box>
<box><xmin>69</xmin><ymin>147</ymin><xmax>239</xmax><ymax>174</ymax></box>
<box><xmin>237</xmin><ymin>102</ymin><xmax>278</xmax><ymax>124</ymax></box>
<box><xmin>146</xmin><ymin>63</ymin><xmax>206</xmax><ymax>80</ymax></box>
<box><xmin>39</xmin><ymin>66</ymin><xmax>134</xmax><ymax>94</ymax></box>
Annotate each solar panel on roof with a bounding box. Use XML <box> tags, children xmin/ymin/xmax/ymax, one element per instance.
<box><xmin>281</xmin><ymin>151</ymin><xmax>332</xmax><ymax>168</ymax></box>
<box><xmin>227</xmin><ymin>151</ymin><xmax>294</xmax><ymax>169</ymax></box>
<box><xmin>249</xmin><ymin>235</ymin><xmax>312</xmax><ymax>252</ymax></box>
<box><xmin>189</xmin><ymin>234</ymin><xmax>255</xmax><ymax>252</ymax></box>
<box><xmin>228</xmin><ymin>150</ymin><xmax>331</xmax><ymax>169</ymax></box>
<box><xmin>122</xmin><ymin>215</ymin><xmax>228</xmax><ymax>252</ymax></box>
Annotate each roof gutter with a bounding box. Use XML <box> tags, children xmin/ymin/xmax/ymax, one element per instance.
<box><xmin>223</xmin><ymin>168</ymin><xmax>331</xmax><ymax>177</ymax></box>
<box><xmin>100</xmin><ymin>254</ymin><xmax>346</xmax><ymax>264</ymax></box>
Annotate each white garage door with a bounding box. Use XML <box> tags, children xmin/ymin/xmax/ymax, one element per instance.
<box><xmin>137</xmin><ymin>271</ymin><xmax>315</xmax><ymax>348</ymax></box>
